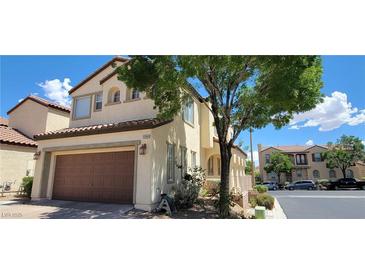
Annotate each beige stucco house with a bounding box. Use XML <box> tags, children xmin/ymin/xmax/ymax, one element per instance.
<box><xmin>258</xmin><ymin>144</ymin><xmax>365</xmax><ymax>183</ymax></box>
<box><xmin>0</xmin><ymin>96</ymin><xmax>70</xmax><ymax>190</ymax></box>
<box><xmin>31</xmin><ymin>57</ymin><xmax>251</xmax><ymax>211</ymax></box>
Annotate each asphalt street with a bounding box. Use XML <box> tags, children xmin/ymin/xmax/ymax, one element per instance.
<box><xmin>269</xmin><ymin>190</ymin><xmax>365</xmax><ymax>219</ymax></box>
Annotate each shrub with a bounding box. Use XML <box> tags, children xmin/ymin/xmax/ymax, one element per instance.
<box><xmin>249</xmin><ymin>193</ymin><xmax>275</xmax><ymax>210</ymax></box>
<box><xmin>22</xmin><ymin>176</ymin><xmax>33</xmax><ymax>198</ymax></box>
<box><xmin>255</xmin><ymin>185</ymin><xmax>268</xmax><ymax>193</ymax></box>
<box><xmin>173</xmin><ymin>167</ymin><xmax>206</xmax><ymax>209</ymax></box>
<box><xmin>256</xmin><ymin>193</ymin><xmax>275</xmax><ymax>210</ymax></box>
<box><xmin>316</xmin><ymin>179</ymin><xmax>330</xmax><ymax>190</ymax></box>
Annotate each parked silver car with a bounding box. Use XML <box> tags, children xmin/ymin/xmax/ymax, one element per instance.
<box><xmin>285</xmin><ymin>180</ymin><xmax>316</xmax><ymax>190</ymax></box>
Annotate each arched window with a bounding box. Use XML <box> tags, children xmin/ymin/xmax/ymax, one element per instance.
<box><xmin>108</xmin><ymin>87</ymin><xmax>121</xmax><ymax>104</ymax></box>
<box><xmin>329</xmin><ymin>169</ymin><xmax>336</xmax><ymax>179</ymax></box>
<box><xmin>313</xmin><ymin>170</ymin><xmax>320</xmax><ymax>178</ymax></box>
<box><xmin>113</xmin><ymin>90</ymin><xmax>120</xmax><ymax>103</ymax></box>
<box><xmin>346</xmin><ymin>169</ymin><xmax>354</xmax><ymax>178</ymax></box>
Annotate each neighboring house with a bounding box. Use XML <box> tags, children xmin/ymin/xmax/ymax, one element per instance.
<box><xmin>31</xmin><ymin>57</ymin><xmax>251</xmax><ymax>211</ymax></box>
<box><xmin>258</xmin><ymin>144</ymin><xmax>365</xmax><ymax>182</ymax></box>
<box><xmin>0</xmin><ymin>96</ymin><xmax>71</xmax><ymax>190</ymax></box>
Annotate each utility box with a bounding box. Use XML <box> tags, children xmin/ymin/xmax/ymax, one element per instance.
<box><xmin>255</xmin><ymin>206</ymin><xmax>266</xmax><ymax>219</ymax></box>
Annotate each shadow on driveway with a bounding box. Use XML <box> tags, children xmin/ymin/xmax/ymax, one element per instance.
<box><xmin>1</xmin><ymin>199</ymin><xmax>134</xmax><ymax>219</ymax></box>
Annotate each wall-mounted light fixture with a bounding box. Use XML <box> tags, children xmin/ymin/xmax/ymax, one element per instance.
<box><xmin>139</xmin><ymin>144</ymin><xmax>147</xmax><ymax>155</ymax></box>
<box><xmin>33</xmin><ymin>151</ymin><xmax>41</xmax><ymax>160</ymax></box>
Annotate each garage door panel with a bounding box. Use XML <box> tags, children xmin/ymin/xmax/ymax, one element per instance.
<box><xmin>53</xmin><ymin>150</ymin><xmax>134</xmax><ymax>203</ymax></box>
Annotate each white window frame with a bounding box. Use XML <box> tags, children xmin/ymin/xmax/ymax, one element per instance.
<box><xmin>182</xmin><ymin>97</ymin><xmax>194</xmax><ymax>126</ymax></box>
<box><xmin>73</xmin><ymin>95</ymin><xmax>91</xmax><ymax>120</ymax></box>
<box><xmin>94</xmin><ymin>93</ymin><xmax>103</xmax><ymax>111</ymax></box>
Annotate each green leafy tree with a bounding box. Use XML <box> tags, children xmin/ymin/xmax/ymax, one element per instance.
<box><xmin>323</xmin><ymin>135</ymin><xmax>365</xmax><ymax>179</ymax></box>
<box><xmin>116</xmin><ymin>56</ymin><xmax>322</xmax><ymax>217</ymax></box>
<box><xmin>245</xmin><ymin>160</ymin><xmax>252</xmax><ymax>174</ymax></box>
<box><xmin>264</xmin><ymin>152</ymin><xmax>294</xmax><ymax>184</ymax></box>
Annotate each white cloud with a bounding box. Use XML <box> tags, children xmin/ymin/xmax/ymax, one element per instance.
<box><xmin>38</xmin><ymin>78</ymin><xmax>72</xmax><ymax>106</ymax></box>
<box><xmin>289</xmin><ymin>91</ymin><xmax>365</xmax><ymax>131</ymax></box>
<box><xmin>362</xmin><ymin>141</ymin><xmax>365</xmax><ymax>145</ymax></box>
<box><xmin>305</xmin><ymin>139</ymin><xmax>314</xmax><ymax>146</ymax></box>
<box><xmin>247</xmin><ymin>150</ymin><xmax>259</xmax><ymax>166</ymax></box>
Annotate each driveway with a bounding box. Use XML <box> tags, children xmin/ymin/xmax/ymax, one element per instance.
<box><xmin>0</xmin><ymin>199</ymin><xmax>134</xmax><ymax>219</ymax></box>
<box><xmin>270</xmin><ymin>190</ymin><xmax>365</xmax><ymax>219</ymax></box>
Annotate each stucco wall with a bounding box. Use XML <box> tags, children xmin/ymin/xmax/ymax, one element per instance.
<box><xmin>46</xmin><ymin>108</ymin><xmax>70</xmax><ymax>132</ymax></box>
<box><xmin>8</xmin><ymin>100</ymin><xmax>48</xmax><ymax>138</ymax></box>
<box><xmin>69</xmin><ymin>62</ymin><xmax>158</xmax><ymax>128</ymax></box>
<box><xmin>31</xmin><ymin>129</ymin><xmax>153</xmax><ymax>210</ymax></box>
<box><xmin>0</xmin><ymin>144</ymin><xmax>36</xmax><ymax>190</ymax></box>
<box><xmin>150</xmin><ymin>97</ymin><xmax>202</xmax><ymax>204</ymax></box>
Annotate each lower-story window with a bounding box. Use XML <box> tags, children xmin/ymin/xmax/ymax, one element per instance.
<box><xmin>329</xmin><ymin>169</ymin><xmax>336</xmax><ymax>178</ymax></box>
<box><xmin>167</xmin><ymin>143</ymin><xmax>175</xmax><ymax>184</ymax></box>
<box><xmin>191</xmin><ymin>151</ymin><xmax>197</xmax><ymax>168</ymax></box>
<box><xmin>208</xmin><ymin>157</ymin><xmax>214</xmax><ymax>176</ymax></box>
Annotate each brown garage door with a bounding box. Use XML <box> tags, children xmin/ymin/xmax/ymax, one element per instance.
<box><xmin>52</xmin><ymin>150</ymin><xmax>134</xmax><ymax>204</ymax></box>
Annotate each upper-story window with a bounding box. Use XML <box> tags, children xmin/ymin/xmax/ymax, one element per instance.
<box><xmin>73</xmin><ymin>96</ymin><xmax>91</xmax><ymax>119</ymax></box>
<box><xmin>107</xmin><ymin>87</ymin><xmax>121</xmax><ymax>104</ymax></box>
<box><xmin>113</xmin><ymin>91</ymin><xmax>120</xmax><ymax>103</ymax></box>
<box><xmin>265</xmin><ymin>154</ymin><xmax>270</xmax><ymax>164</ymax></box>
<box><xmin>296</xmin><ymin>154</ymin><xmax>307</xmax><ymax>165</ymax></box>
<box><xmin>131</xmin><ymin>89</ymin><xmax>140</xmax><ymax>100</ymax></box>
<box><xmin>312</xmin><ymin>152</ymin><xmax>323</xmax><ymax>162</ymax></box>
<box><xmin>94</xmin><ymin>93</ymin><xmax>103</xmax><ymax>111</ymax></box>
<box><xmin>183</xmin><ymin>97</ymin><xmax>194</xmax><ymax>125</ymax></box>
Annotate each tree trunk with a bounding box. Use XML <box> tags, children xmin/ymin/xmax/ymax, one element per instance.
<box><xmin>218</xmin><ymin>141</ymin><xmax>232</xmax><ymax>218</ymax></box>
<box><xmin>341</xmin><ymin>168</ymin><xmax>346</xmax><ymax>179</ymax></box>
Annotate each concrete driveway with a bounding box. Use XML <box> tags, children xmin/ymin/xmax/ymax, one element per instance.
<box><xmin>270</xmin><ymin>190</ymin><xmax>365</xmax><ymax>219</ymax></box>
<box><xmin>0</xmin><ymin>199</ymin><xmax>134</xmax><ymax>219</ymax></box>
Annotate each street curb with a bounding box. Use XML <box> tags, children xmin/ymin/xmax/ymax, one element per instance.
<box><xmin>271</xmin><ymin>198</ymin><xmax>287</xmax><ymax>219</ymax></box>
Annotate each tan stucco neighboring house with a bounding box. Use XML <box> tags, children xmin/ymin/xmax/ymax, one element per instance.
<box><xmin>258</xmin><ymin>144</ymin><xmax>365</xmax><ymax>183</ymax></box>
<box><xmin>31</xmin><ymin>57</ymin><xmax>252</xmax><ymax>211</ymax></box>
<box><xmin>0</xmin><ymin>96</ymin><xmax>71</xmax><ymax>190</ymax></box>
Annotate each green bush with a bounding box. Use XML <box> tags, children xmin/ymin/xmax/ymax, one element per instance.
<box><xmin>22</xmin><ymin>176</ymin><xmax>33</xmax><ymax>197</ymax></box>
<box><xmin>255</xmin><ymin>185</ymin><xmax>268</xmax><ymax>193</ymax></box>
<box><xmin>174</xmin><ymin>167</ymin><xmax>206</xmax><ymax>209</ymax></box>
<box><xmin>250</xmin><ymin>193</ymin><xmax>275</xmax><ymax>210</ymax></box>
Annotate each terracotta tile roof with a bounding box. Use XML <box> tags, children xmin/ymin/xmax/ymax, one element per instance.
<box><xmin>213</xmin><ymin>137</ymin><xmax>247</xmax><ymax>156</ymax></box>
<box><xmin>68</xmin><ymin>56</ymin><xmax>129</xmax><ymax>95</ymax></box>
<box><xmin>261</xmin><ymin>145</ymin><xmax>328</xmax><ymax>153</ymax></box>
<box><xmin>7</xmin><ymin>95</ymin><xmax>71</xmax><ymax>115</ymax></box>
<box><xmin>0</xmin><ymin>117</ymin><xmax>8</xmax><ymax>126</ymax></box>
<box><xmin>0</xmin><ymin>125</ymin><xmax>37</xmax><ymax>147</ymax></box>
<box><xmin>34</xmin><ymin>118</ymin><xmax>172</xmax><ymax>140</ymax></box>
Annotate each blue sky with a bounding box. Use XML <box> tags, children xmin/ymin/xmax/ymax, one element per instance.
<box><xmin>1</xmin><ymin>56</ymin><xmax>364</xmax><ymax>163</ymax></box>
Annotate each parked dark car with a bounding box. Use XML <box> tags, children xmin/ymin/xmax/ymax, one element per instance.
<box><xmin>285</xmin><ymin>180</ymin><xmax>316</xmax><ymax>190</ymax></box>
<box><xmin>327</xmin><ymin>178</ymin><xmax>365</xmax><ymax>190</ymax></box>
<box><xmin>258</xmin><ymin>181</ymin><xmax>279</xmax><ymax>191</ymax></box>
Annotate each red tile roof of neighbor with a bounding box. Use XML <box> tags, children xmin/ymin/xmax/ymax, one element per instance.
<box><xmin>34</xmin><ymin>118</ymin><xmax>173</xmax><ymax>140</ymax></box>
<box><xmin>7</xmin><ymin>95</ymin><xmax>71</xmax><ymax>115</ymax></box>
<box><xmin>0</xmin><ymin>125</ymin><xmax>37</xmax><ymax>147</ymax></box>
<box><xmin>0</xmin><ymin>117</ymin><xmax>9</xmax><ymax>126</ymax></box>
<box><xmin>261</xmin><ymin>145</ymin><xmax>328</xmax><ymax>153</ymax></box>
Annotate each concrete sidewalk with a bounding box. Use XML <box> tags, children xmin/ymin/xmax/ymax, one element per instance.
<box><xmin>247</xmin><ymin>198</ymin><xmax>287</xmax><ymax>219</ymax></box>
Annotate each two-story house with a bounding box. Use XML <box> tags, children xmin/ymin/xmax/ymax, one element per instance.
<box><xmin>258</xmin><ymin>144</ymin><xmax>365</xmax><ymax>182</ymax></box>
<box><xmin>31</xmin><ymin>57</ymin><xmax>251</xmax><ymax>211</ymax></box>
<box><xmin>0</xmin><ymin>96</ymin><xmax>70</xmax><ymax>190</ymax></box>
